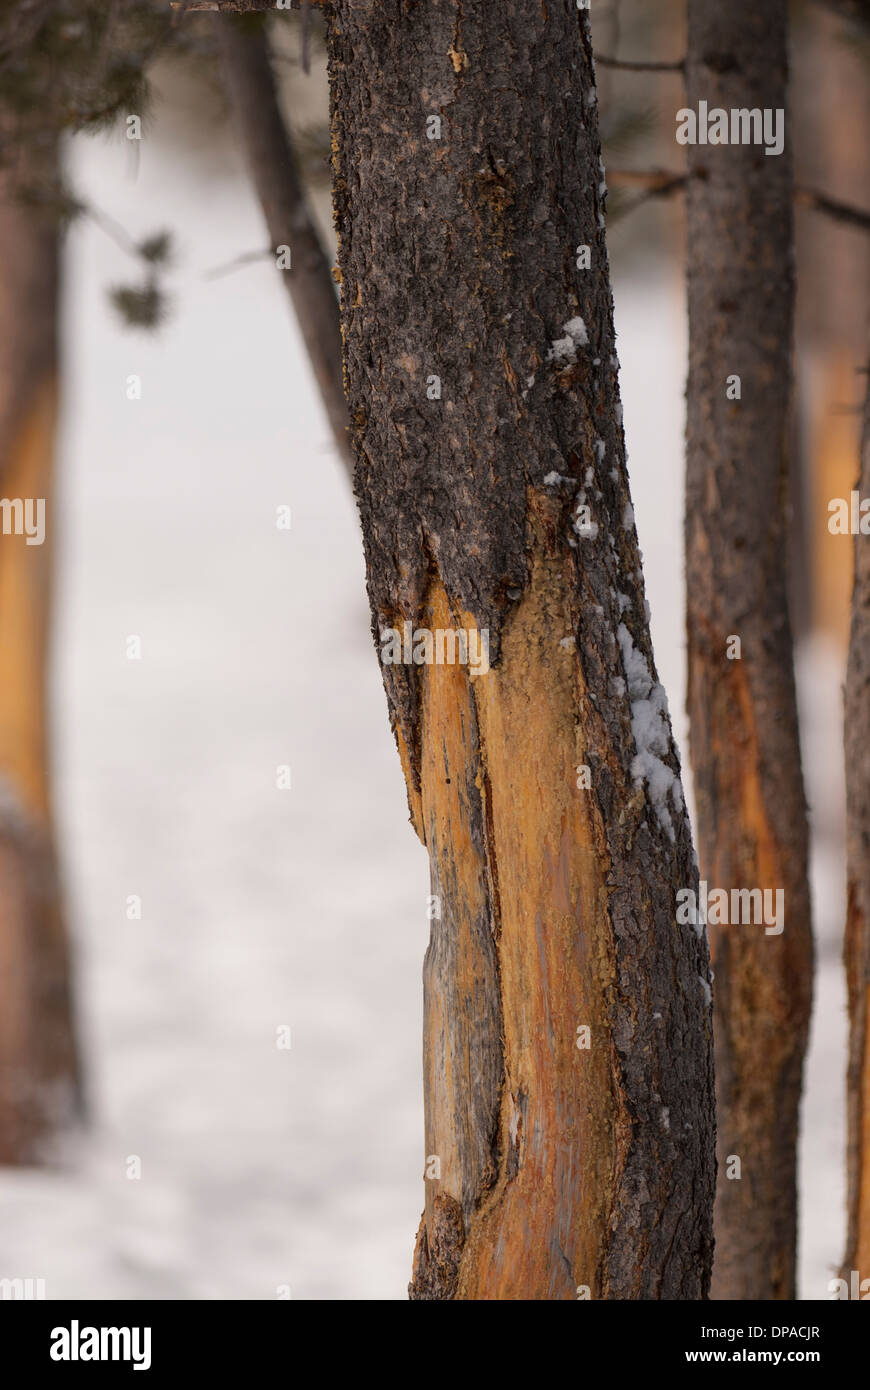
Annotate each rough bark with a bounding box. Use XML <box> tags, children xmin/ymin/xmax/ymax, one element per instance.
<box><xmin>0</xmin><ymin>133</ymin><xmax>81</xmax><ymax>1162</ymax></box>
<box><xmin>685</xmin><ymin>0</ymin><xmax>814</xmax><ymax>1299</ymax></box>
<box><xmin>215</xmin><ymin>14</ymin><xmax>351</xmax><ymax>475</ymax></box>
<box><xmin>844</xmin><ymin>362</ymin><xmax>870</xmax><ymax>1283</ymax></box>
<box><xmin>328</xmin><ymin>0</ymin><xmax>715</xmax><ymax>1300</ymax></box>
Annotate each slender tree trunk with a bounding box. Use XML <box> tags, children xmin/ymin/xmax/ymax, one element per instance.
<box><xmin>844</xmin><ymin>359</ymin><xmax>870</xmax><ymax>1284</ymax></box>
<box><xmin>794</xmin><ymin>3</ymin><xmax>870</xmax><ymax>649</ymax></box>
<box><xmin>0</xmin><ymin>133</ymin><xmax>81</xmax><ymax>1162</ymax></box>
<box><xmin>685</xmin><ymin>0</ymin><xmax>814</xmax><ymax>1299</ymax></box>
<box><xmin>327</xmin><ymin>0</ymin><xmax>715</xmax><ymax>1300</ymax></box>
<box><xmin>216</xmin><ymin>14</ymin><xmax>352</xmax><ymax>475</ymax></box>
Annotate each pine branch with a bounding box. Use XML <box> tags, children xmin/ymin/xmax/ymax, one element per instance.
<box><xmin>203</xmin><ymin>246</ymin><xmax>273</xmax><ymax>280</ymax></box>
<box><xmin>794</xmin><ymin>185</ymin><xmax>870</xmax><ymax>232</ymax></box>
<box><xmin>606</xmin><ymin>168</ymin><xmax>689</xmax><ymax>193</ymax></box>
<box><xmin>604</xmin><ymin>167</ymin><xmax>689</xmax><ymax>217</ymax></box>
<box><xmin>606</xmin><ymin>168</ymin><xmax>870</xmax><ymax>231</ymax></box>
<box><xmin>596</xmin><ymin>55</ymin><xmax>685</xmax><ymax>73</ymax></box>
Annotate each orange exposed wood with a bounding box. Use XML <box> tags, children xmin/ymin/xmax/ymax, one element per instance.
<box><xmin>0</xmin><ymin>379</ymin><xmax>55</xmax><ymax>825</ymax></box>
<box><xmin>458</xmin><ymin>542</ymin><xmax>623</xmax><ymax>1300</ymax></box>
<box><xmin>410</xmin><ymin>525</ymin><xmax>629</xmax><ymax>1298</ymax></box>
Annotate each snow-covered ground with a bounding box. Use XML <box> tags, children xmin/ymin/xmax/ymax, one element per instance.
<box><xmin>0</xmin><ymin>112</ymin><xmax>846</xmax><ymax>1300</ymax></box>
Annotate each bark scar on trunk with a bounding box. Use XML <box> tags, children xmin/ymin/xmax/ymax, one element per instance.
<box><xmin>409</xmin><ymin>1193</ymin><xmax>465</xmax><ymax>1301</ymax></box>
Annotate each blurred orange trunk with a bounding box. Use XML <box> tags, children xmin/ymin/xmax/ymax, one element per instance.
<box><xmin>0</xmin><ymin>137</ymin><xmax>81</xmax><ymax>1163</ymax></box>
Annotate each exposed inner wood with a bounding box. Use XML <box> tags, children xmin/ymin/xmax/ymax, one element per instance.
<box><xmin>407</xmin><ymin>501</ymin><xmax>713</xmax><ymax>1299</ymax></box>
<box><xmin>460</xmin><ymin>538</ymin><xmax>620</xmax><ymax>1300</ymax></box>
<box><xmin>0</xmin><ymin>381</ymin><xmax>54</xmax><ymax>824</ymax></box>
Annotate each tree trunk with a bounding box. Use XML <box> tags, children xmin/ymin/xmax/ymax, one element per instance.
<box><xmin>793</xmin><ymin>2</ymin><xmax>870</xmax><ymax>650</ymax></box>
<box><xmin>216</xmin><ymin>14</ymin><xmax>352</xmax><ymax>475</ymax></box>
<box><xmin>844</xmin><ymin>360</ymin><xmax>870</xmax><ymax>1283</ymax></box>
<box><xmin>0</xmin><ymin>134</ymin><xmax>81</xmax><ymax>1162</ymax></box>
<box><xmin>327</xmin><ymin>0</ymin><xmax>715</xmax><ymax>1300</ymax></box>
<box><xmin>685</xmin><ymin>0</ymin><xmax>814</xmax><ymax>1299</ymax></box>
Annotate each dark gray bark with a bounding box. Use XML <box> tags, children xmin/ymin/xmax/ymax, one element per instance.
<box><xmin>328</xmin><ymin>0</ymin><xmax>715</xmax><ymax>1299</ymax></box>
<box><xmin>685</xmin><ymin>0</ymin><xmax>814</xmax><ymax>1300</ymax></box>
<box><xmin>216</xmin><ymin>13</ymin><xmax>351</xmax><ymax>474</ymax></box>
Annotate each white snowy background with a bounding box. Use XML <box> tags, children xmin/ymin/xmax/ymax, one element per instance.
<box><xmin>0</xmin><ymin>86</ymin><xmax>846</xmax><ymax>1300</ymax></box>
